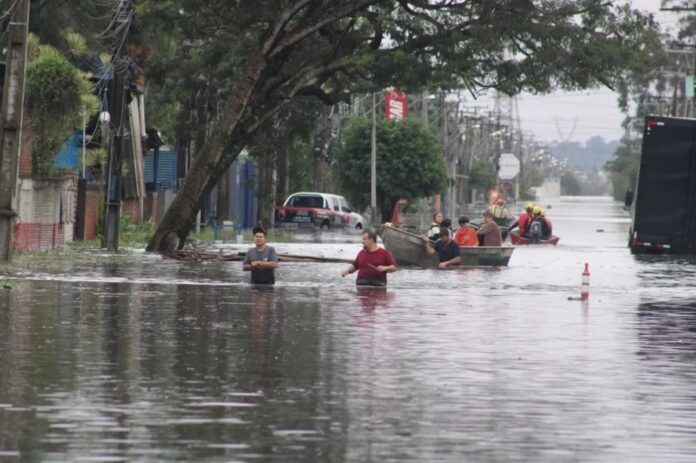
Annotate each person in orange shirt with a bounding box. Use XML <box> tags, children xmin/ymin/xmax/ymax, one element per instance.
<box><xmin>454</xmin><ymin>216</ymin><xmax>479</xmax><ymax>247</ymax></box>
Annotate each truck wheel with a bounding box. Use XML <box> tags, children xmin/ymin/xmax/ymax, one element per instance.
<box><xmin>320</xmin><ymin>220</ymin><xmax>330</xmax><ymax>231</ymax></box>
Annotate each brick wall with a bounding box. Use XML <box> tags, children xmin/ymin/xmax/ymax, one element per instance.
<box><xmin>14</xmin><ymin>177</ymin><xmax>78</xmax><ymax>251</ymax></box>
<box><xmin>121</xmin><ymin>197</ymin><xmax>142</xmax><ymax>225</ymax></box>
<box><xmin>83</xmin><ymin>186</ymin><xmax>101</xmax><ymax>241</ymax></box>
<box><xmin>19</xmin><ymin>113</ymin><xmax>33</xmax><ymax>178</ymax></box>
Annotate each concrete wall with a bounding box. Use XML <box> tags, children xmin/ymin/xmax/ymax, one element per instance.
<box><xmin>14</xmin><ymin>177</ymin><xmax>78</xmax><ymax>251</ymax></box>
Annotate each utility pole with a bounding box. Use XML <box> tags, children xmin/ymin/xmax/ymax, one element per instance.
<box><xmin>370</xmin><ymin>92</ymin><xmax>377</xmax><ymax>225</ymax></box>
<box><xmin>0</xmin><ymin>0</ymin><xmax>30</xmax><ymax>263</ymax></box>
<box><xmin>102</xmin><ymin>0</ymin><xmax>133</xmax><ymax>251</ymax></box>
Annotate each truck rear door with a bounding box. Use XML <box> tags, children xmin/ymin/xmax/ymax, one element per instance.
<box><xmin>631</xmin><ymin>116</ymin><xmax>696</xmax><ymax>252</ymax></box>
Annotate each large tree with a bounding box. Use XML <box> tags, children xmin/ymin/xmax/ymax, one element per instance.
<box><xmin>136</xmin><ymin>0</ymin><xmax>661</xmax><ymax>252</ymax></box>
<box><xmin>335</xmin><ymin>117</ymin><xmax>446</xmax><ymax>220</ymax></box>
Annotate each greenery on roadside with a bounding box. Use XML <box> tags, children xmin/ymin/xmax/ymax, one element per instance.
<box><xmin>333</xmin><ymin>117</ymin><xmax>446</xmax><ymax>220</ymax></box>
<box><xmin>72</xmin><ymin>218</ymin><xmax>301</xmax><ymax>248</ymax></box>
<box><xmin>605</xmin><ymin>135</ymin><xmax>642</xmax><ymax>200</ymax></box>
<box><xmin>469</xmin><ymin>160</ymin><xmax>498</xmax><ymax>195</ymax></box>
<box><xmin>25</xmin><ymin>34</ymin><xmax>99</xmax><ymax>177</ymax></box>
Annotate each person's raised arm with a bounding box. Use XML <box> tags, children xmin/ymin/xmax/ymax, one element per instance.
<box><xmin>422</xmin><ymin>236</ymin><xmax>436</xmax><ymax>255</ymax></box>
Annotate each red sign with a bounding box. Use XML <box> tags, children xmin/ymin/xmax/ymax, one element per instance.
<box><xmin>385</xmin><ymin>90</ymin><xmax>408</xmax><ymax>120</ymax></box>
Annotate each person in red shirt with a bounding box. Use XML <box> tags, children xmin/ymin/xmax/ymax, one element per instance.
<box><xmin>341</xmin><ymin>230</ymin><xmax>397</xmax><ymax>286</ymax></box>
<box><xmin>517</xmin><ymin>203</ymin><xmax>535</xmax><ymax>236</ymax></box>
<box><xmin>454</xmin><ymin>216</ymin><xmax>478</xmax><ymax>247</ymax></box>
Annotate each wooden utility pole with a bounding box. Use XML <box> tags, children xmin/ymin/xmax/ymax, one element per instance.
<box><xmin>102</xmin><ymin>0</ymin><xmax>133</xmax><ymax>251</ymax></box>
<box><xmin>0</xmin><ymin>0</ymin><xmax>30</xmax><ymax>263</ymax></box>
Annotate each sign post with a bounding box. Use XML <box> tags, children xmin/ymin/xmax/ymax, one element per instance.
<box><xmin>498</xmin><ymin>153</ymin><xmax>521</xmax><ymax>201</ymax></box>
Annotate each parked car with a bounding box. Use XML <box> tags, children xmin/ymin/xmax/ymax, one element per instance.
<box><xmin>275</xmin><ymin>192</ymin><xmax>364</xmax><ymax>231</ymax></box>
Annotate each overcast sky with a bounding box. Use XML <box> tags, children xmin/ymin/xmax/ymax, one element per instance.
<box><xmin>467</xmin><ymin>1</ymin><xmax>680</xmax><ymax>145</ymax></box>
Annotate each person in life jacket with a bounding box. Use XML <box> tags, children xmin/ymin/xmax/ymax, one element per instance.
<box><xmin>517</xmin><ymin>203</ymin><xmax>535</xmax><ymax>237</ymax></box>
<box><xmin>489</xmin><ymin>197</ymin><xmax>513</xmax><ymax>226</ymax></box>
<box><xmin>528</xmin><ymin>206</ymin><xmax>552</xmax><ymax>243</ymax></box>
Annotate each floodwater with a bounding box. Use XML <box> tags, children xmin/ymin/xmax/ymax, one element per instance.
<box><xmin>1</xmin><ymin>197</ymin><xmax>696</xmax><ymax>462</ymax></box>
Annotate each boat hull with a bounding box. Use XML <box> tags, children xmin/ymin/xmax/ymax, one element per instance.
<box><xmin>381</xmin><ymin>225</ymin><xmax>514</xmax><ymax>268</ymax></box>
<box><xmin>509</xmin><ymin>229</ymin><xmax>560</xmax><ymax>246</ymax></box>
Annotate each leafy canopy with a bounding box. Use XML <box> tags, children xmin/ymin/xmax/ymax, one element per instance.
<box><xmin>135</xmin><ymin>0</ymin><xmax>662</xmax><ymax>251</ymax></box>
<box><xmin>25</xmin><ymin>35</ymin><xmax>99</xmax><ymax>176</ymax></box>
<box><xmin>334</xmin><ymin>117</ymin><xmax>446</xmax><ymax>219</ymax></box>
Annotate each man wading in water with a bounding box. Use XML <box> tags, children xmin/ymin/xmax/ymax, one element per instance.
<box><xmin>341</xmin><ymin>230</ymin><xmax>397</xmax><ymax>286</ymax></box>
<box><xmin>243</xmin><ymin>227</ymin><xmax>279</xmax><ymax>284</ymax></box>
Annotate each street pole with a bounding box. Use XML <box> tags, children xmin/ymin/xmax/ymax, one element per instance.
<box><xmin>0</xmin><ymin>0</ymin><xmax>30</xmax><ymax>263</ymax></box>
<box><xmin>81</xmin><ymin>106</ymin><xmax>86</xmax><ymax>179</ymax></box>
<box><xmin>102</xmin><ymin>0</ymin><xmax>132</xmax><ymax>251</ymax></box>
<box><xmin>370</xmin><ymin>92</ymin><xmax>377</xmax><ymax>225</ymax></box>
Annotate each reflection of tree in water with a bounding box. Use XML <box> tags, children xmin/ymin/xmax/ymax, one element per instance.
<box><xmin>171</xmin><ymin>285</ymin><xmax>344</xmax><ymax>460</ymax></box>
<box><xmin>637</xmin><ymin>302</ymin><xmax>696</xmax><ymax>363</ymax></box>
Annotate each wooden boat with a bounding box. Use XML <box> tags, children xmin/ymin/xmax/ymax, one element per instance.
<box><xmin>509</xmin><ymin>229</ymin><xmax>560</xmax><ymax>246</ymax></box>
<box><xmin>381</xmin><ymin>224</ymin><xmax>514</xmax><ymax>268</ymax></box>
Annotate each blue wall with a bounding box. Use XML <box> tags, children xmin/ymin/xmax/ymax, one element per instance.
<box><xmin>229</xmin><ymin>161</ymin><xmax>258</xmax><ymax>229</ymax></box>
<box><xmin>53</xmin><ymin>132</ymin><xmax>82</xmax><ymax>171</ymax></box>
<box><xmin>144</xmin><ymin>150</ymin><xmax>178</xmax><ymax>191</ymax></box>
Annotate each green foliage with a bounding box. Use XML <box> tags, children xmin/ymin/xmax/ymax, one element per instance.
<box><xmin>605</xmin><ymin>135</ymin><xmax>641</xmax><ymax>200</ymax></box>
<box><xmin>469</xmin><ymin>160</ymin><xmax>498</xmax><ymax>193</ymax></box>
<box><xmin>25</xmin><ymin>37</ymin><xmax>98</xmax><ymax>177</ymax></box>
<box><xmin>333</xmin><ymin>117</ymin><xmax>446</xmax><ymax>220</ymax></box>
<box><xmin>561</xmin><ymin>172</ymin><xmax>582</xmax><ymax>196</ymax></box>
<box><xmin>117</xmin><ymin>217</ymin><xmax>157</xmax><ymax>247</ymax></box>
<box><xmin>64</xmin><ymin>32</ymin><xmax>88</xmax><ymax>58</ymax></box>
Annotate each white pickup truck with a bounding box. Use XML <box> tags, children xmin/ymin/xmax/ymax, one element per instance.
<box><xmin>274</xmin><ymin>192</ymin><xmax>364</xmax><ymax>231</ymax></box>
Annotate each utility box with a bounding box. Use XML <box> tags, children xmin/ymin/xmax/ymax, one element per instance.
<box><xmin>630</xmin><ymin>116</ymin><xmax>696</xmax><ymax>253</ymax></box>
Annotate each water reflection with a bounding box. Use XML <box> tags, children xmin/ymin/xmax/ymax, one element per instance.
<box><xmin>1</xmin><ymin>198</ymin><xmax>696</xmax><ymax>461</ymax></box>
<box><xmin>355</xmin><ymin>287</ymin><xmax>395</xmax><ymax>313</ymax></box>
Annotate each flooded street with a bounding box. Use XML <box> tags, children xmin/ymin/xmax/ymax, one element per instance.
<box><xmin>1</xmin><ymin>197</ymin><xmax>696</xmax><ymax>462</ymax></box>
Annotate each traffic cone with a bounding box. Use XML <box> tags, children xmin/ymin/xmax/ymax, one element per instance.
<box><xmin>581</xmin><ymin>263</ymin><xmax>590</xmax><ymax>301</ymax></box>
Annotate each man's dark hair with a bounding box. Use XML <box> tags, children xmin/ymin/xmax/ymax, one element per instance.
<box><xmin>483</xmin><ymin>210</ymin><xmax>493</xmax><ymax>218</ymax></box>
<box><xmin>442</xmin><ymin>218</ymin><xmax>452</xmax><ymax>228</ymax></box>
<box><xmin>439</xmin><ymin>227</ymin><xmax>451</xmax><ymax>236</ymax></box>
<box><xmin>458</xmin><ymin>216</ymin><xmax>470</xmax><ymax>225</ymax></box>
<box><xmin>252</xmin><ymin>226</ymin><xmax>267</xmax><ymax>236</ymax></box>
<box><xmin>363</xmin><ymin>229</ymin><xmax>378</xmax><ymax>242</ymax></box>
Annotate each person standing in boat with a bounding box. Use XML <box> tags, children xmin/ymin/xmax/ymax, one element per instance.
<box><xmin>428</xmin><ymin>212</ymin><xmax>444</xmax><ymax>240</ymax></box>
<box><xmin>423</xmin><ymin>227</ymin><xmax>461</xmax><ymax>268</ymax></box>
<box><xmin>489</xmin><ymin>197</ymin><xmax>513</xmax><ymax>226</ymax></box>
<box><xmin>341</xmin><ymin>230</ymin><xmax>397</xmax><ymax>286</ymax></box>
<box><xmin>243</xmin><ymin>226</ymin><xmax>279</xmax><ymax>284</ymax></box>
<box><xmin>454</xmin><ymin>216</ymin><xmax>478</xmax><ymax>247</ymax></box>
<box><xmin>477</xmin><ymin>211</ymin><xmax>502</xmax><ymax>246</ymax></box>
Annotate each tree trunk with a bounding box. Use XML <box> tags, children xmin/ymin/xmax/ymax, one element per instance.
<box><xmin>257</xmin><ymin>158</ymin><xmax>275</xmax><ymax>230</ymax></box>
<box><xmin>276</xmin><ymin>142</ymin><xmax>289</xmax><ymax>205</ymax></box>
<box><xmin>146</xmin><ymin>52</ymin><xmax>268</xmax><ymax>253</ymax></box>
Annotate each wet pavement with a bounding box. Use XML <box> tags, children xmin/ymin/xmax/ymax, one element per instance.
<box><xmin>1</xmin><ymin>197</ymin><xmax>696</xmax><ymax>462</ymax></box>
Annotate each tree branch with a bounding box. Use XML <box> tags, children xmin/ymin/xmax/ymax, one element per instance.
<box><xmin>269</xmin><ymin>0</ymin><xmax>382</xmax><ymax>58</ymax></box>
